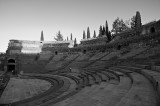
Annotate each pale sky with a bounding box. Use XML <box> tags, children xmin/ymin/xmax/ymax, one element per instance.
<box><xmin>0</xmin><ymin>0</ymin><xmax>160</xmax><ymax>52</ymax></box>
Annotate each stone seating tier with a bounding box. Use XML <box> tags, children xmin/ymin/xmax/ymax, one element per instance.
<box><xmin>53</xmin><ymin>68</ymin><xmax>132</xmax><ymax>106</ymax></box>
<box><xmin>44</xmin><ymin>54</ymin><xmax>80</xmax><ymax>72</ymax></box>
<box><xmin>110</xmin><ymin>66</ymin><xmax>159</xmax><ymax>106</ymax></box>
<box><xmin>133</xmin><ymin>45</ymin><xmax>160</xmax><ymax>59</ymax></box>
<box><xmin>39</xmin><ymin>54</ymin><xmax>52</xmax><ymax>61</ymax></box>
<box><xmin>119</xmin><ymin>47</ymin><xmax>148</xmax><ymax>59</ymax></box>
<box><xmin>58</xmin><ymin>73</ymin><xmax>85</xmax><ymax>90</ymax></box>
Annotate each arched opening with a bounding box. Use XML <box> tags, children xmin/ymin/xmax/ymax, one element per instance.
<box><xmin>8</xmin><ymin>59</ymin><xmax>15</xmax><ymax>63</ymax></box>
<box><xmin>7</xmin><ymin>59</ymin><xmax>16</xmax><ymax>75</ymax></box>
<box><xmin>83</xmin><ymin>50</ymin><xmax>86</xmax><ymax>54</ymax></box>
<box><xmin>150</xmin><ymin>27</ymin><xmax>155</xmax><ymax>33</ymax></box>
<box><xmin>117</xmin><ymin>45</ymin><xmax>121</xmax><ymax>50</ymax></box>
<box><xmin>55</xmin><ymin>51</ymin><xmax>58</xmax><ymax>55</ymax></box>
<box><xmin>7</xmin><ymin>65</ymin><xmax>15</xmax><ymax>74</ymax></box>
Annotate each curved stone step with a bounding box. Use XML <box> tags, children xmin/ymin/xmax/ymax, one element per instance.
<box><xmin>111</xmin><ymin>66</ymin><xmax>159</xmax><ymax>106</ymax></box>
<box><xmin>52</xmin><ymin>72</ymin><xmax>132</xmax><ymax>106</ymax></box>
<box><xmin>82</xmin><ymin>71</ymin><xmax>96</xmax><ymax>86</ymax></box>
<box><xmin>95</xmin><ymin>72</ymin><xmax>108</xmax><ymax>82</ymax></box>
<box><xmin>58</xmin><ymin>73</ymin><xmax>79</xmax><ymax>89</ymax></box>
<box><xmin>86</xmin><ymin>70</ymin><xmax>102</xmax><ymax>84</ymax></box>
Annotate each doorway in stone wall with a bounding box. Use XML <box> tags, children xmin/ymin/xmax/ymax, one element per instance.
<box><xmin>150</xmin><ymin>27</ymin><xmax>155</xmax><ymax>33</ymax></box>
<box><xmin>55</xmin><ymin>51</ymin><xmax>58</xmax><ymax>55</ymax></box>
<box><xmin>7</xmin><ymin>65</ymin><xmax>15</xmax><ymax>74</ymax></box>
<box><xmin>7</xmin><ymin>59</ymin><xmax>16</xmax><ymax>75</ymax></box>
<box><xmin>83</xmin><ymin>50</ymin><xmax>86</xmax><ymax>54</ymax></box>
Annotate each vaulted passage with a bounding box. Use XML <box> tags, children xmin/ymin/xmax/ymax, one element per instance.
<box><xmin>8</xmin><ymin>59</ymin><xmax>15</xmax><ymax>63</ymax></box>
<box><xmin>150</xmin><ymin>27</ymin><xmax>155</xmax><ymax>33</ymax></box>
<box><xmin>7</xmin><ymin>59</ymin><xmax>16</xmax><ymax>75</ymax></box>
<box><xmin>7</xmin><ymin>65</ymin><xmax>15</xmax><ymax>74</ymax></box>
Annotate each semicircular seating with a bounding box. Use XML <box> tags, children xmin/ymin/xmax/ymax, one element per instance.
<box><xmin>1</xmin><ymin>74</ymin><xmax>74</xmax><ymax>106</ymax></box>
<box><xmin>109</xmin><ymin>66</ymin><xmax>159</xmax><ymax>106</ymax></box>
<box><xmin>2</xmin><ymin>37</ymin><xmax>160</xmax><ymax>106</ymax></box>
<box><xmin>52</xmin><ymin>67</ymin><xmax>133</xmax><ymax>106</ymax></box>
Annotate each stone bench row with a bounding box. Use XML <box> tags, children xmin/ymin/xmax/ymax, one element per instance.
<box><xmin>58</xmin><ymin>67</ymin><xmax>121</xmax><ymax>91</ymax></box>
<box><xmin>108</xmin><ymin>67</ymin><xmax>134</xmax><ymax>84</ymax></box>
<box><xmin>125</xmin><ymin>65</ymin><xmax>160</xmax><ymax>92</ymax></box>
<box><xmin>37</xmin><ymin>76</ymin><xmax>71</xmax><ymax>106</ymax></box>
<box><xmin>85</xmin><ymin>68</ymin><xmax>120</xmax><ymax>81</ymax></box>
<box><xmin>53</xmin><ymin>67</ymin><xmax>133</xmax><ymax>106</ymax></box>
<box><xmin>112</xmin><ymin>66</ymin><xmax>159</xmax><ymax>106</ymax></box>
<box><xmin>83</xmin><ymin>68</ymin><xmax>121</xmax><ymax>85</ymax></box>
<box><xmin>58</xmin><ymin>73</ymin><xmax>83</xmax><ymax>90</ymax></box>
<box><xmin>128</xmin><ymin>62</ymin><xmax>160</xmax><ymax>73</ymax></box>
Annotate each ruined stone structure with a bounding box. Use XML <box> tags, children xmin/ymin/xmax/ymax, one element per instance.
<box><xmin>6</xmin><ymin>35</ymin><xmax>75</xmax><ymax>74</ymax></box>
<box><xmin>4</xmin><ymin>18</ymin><xmax>160</xmax><ymax>75</ymax></box>
<box><xmin>1</xmin><ymin>15</ymin><xmax>160</xmax><ymax>106</ymax></box>
<box><xmin>8</xmin><ymin>40</ymin><xmax>43</xmax><ymax>54</ymax></box>
<box><xmin>7</xmin><ymin>39</ymin><xmax>74</xmax><ymax>55</ymax></box>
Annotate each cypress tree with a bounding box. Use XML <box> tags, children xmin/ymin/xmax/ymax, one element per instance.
<box><xmin>99</xmin><ymin>26</ymin><xmax>103</xmax><ymax>37</ymax></box>
<box><xmin>135</xmin><ymin>11</ymin><xmax>142</xmax><ymax>28</ymax></box>
<box><xmin>107</xmin><ymin>31</ymin><xmax>112</xmax><ymax>41</ymax></box>
<box><xmin>74</xmin><ymin>38</ymin><xmax>77</xmax><ymax>44</ymax></box>
<box><xmin>40</xmin><ymin>30</ymin><xmax>44</xmax><ymax>41</ymax></box>
<box><xmin>102</xmin><ymin>26</ymin><xmax>106</xmax><ymax>35</ymax></box>
<box><xmin>67</xmin><ymin>36</ymin><xmax>68</xmax><ymax>41</ymax></box>
<box><xmin>74</xmin><ymin>38</ymin><xmax>77</xmax><ymax>47</ymax></box>
<box><xmin>87</xmin><ymin>27</ymin><xmax>90</xmax><ymax>39</ymax></box>
<box><xmin>83</xmin><ymin>30</ymin><xmax>86</xmax><ymax>39</ymax></box>
<box><xmin>105</xmin><ymin>20</ymin><xmax>109</xmax><ymax>36</ymax></box>
<box><xmin>93</xmin><ymin>30</ymin><xmax>96</xmax><ymax>38</ymax></box>
<box><xmin>70</xmin><ymin>33</ymin><xmax>73</xmax><ymax>40</ymax></box>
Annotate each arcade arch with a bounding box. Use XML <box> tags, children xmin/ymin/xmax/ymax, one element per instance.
<box><xmin>150</xmin><ymin>27</ymin><xmax>155</xmax><ymax>33</ymax></box>
<box><xmin>83</xmin><ymin>50</ymin><xmax>86</xmax><ymax>54</ymax></box>
<box><xmin>55</xmin><ymin>51</ymin><xmax>58</xmax><ymax>55</ymax></box>
<box><xmin>7</xmin><ymin>59</ymin><xmax>16</xmax><ymax>75</ymax></box>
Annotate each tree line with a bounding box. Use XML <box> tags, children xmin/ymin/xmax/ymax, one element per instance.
<box><xmin>54</xmin><ymin>11</ymin><xmax>142</xmax><ymax>43</ymax></box>
<box><xmin>112</xmin><ymin>11</ymin><xmax>142</xmax><ymax>34</ymax></box>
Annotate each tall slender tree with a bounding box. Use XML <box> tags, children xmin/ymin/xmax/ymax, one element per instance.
<box><xmin>40</xmin><ymin>30</ymin><xmax>44</xmax><ymax>41</ymax></box>
<box><xmin>74</xmin><ymin>38</ymin><xmax>77</xmax><ymax>47</ymax></box>
<box><xmin>93</xmin><ymin>30</ymin><xmax>96</xmax><ymax>38</ymax></box>
<box><xmin>105</xmin><ymin>20</ymin><xmax>109</xmax><ymax>36</ymax></box>
<box><xmin>83</xmin><ymin>30</ymin><xmax>86</xmax><ymax>39</ymax></box>
<box><xmin>107</xmin><ymin>31</ymin><xmax>112</xmax><ymax>41</ymax></box>
<box><xmin>102</xmin><ymin>26</ymin><xmax>106</xmax><ymax>35</ymax></box>
<box><xmin>70</xmin><ymin>33</ymin><xmax>73</xmax><ymax>40</ymax></box>
<box><xmin>67</xmin><ymin>36</ymin><xmax>68</xmax><ymax>41</ymax></box>
<box><xmin>135</xmin><ymin>11</ymin><xmax>142</xmax><ymax>28</ymax></box>
<box><xmin>99</xmin><ymin>26</ymin><xmax>103</xmax><ymax>37</ymax></box>
<box><xmin>74</xmin><ymin>38</ymin><xmax>77</xmax><ymax>44</ymax></box>
<box><xmin>87</xmin><ymin>27</ymin><xmax>90</xmax><ymax>39</ymax></box>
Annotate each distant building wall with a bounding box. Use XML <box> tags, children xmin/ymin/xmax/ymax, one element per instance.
<box><xmin>7</xmin><ymin>40</ymin><xmax>74</xmax><ymax>55</ymax></box>
<box><xmin>141</xmin><ymin>20</ymin><xmax>160</xmax><ymax>35</ymax></box>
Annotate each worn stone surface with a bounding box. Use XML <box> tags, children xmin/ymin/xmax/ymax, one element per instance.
<box><xmin>0</xmin><ymin>77</ymin><xmax>51</xmax><ymax>104</ymax></box>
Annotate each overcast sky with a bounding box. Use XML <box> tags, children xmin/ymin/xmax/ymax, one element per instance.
<box><xmin>0</xmin><ymin>0</ymin><xmax>160</xmax><ymax>52</ymax></box>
